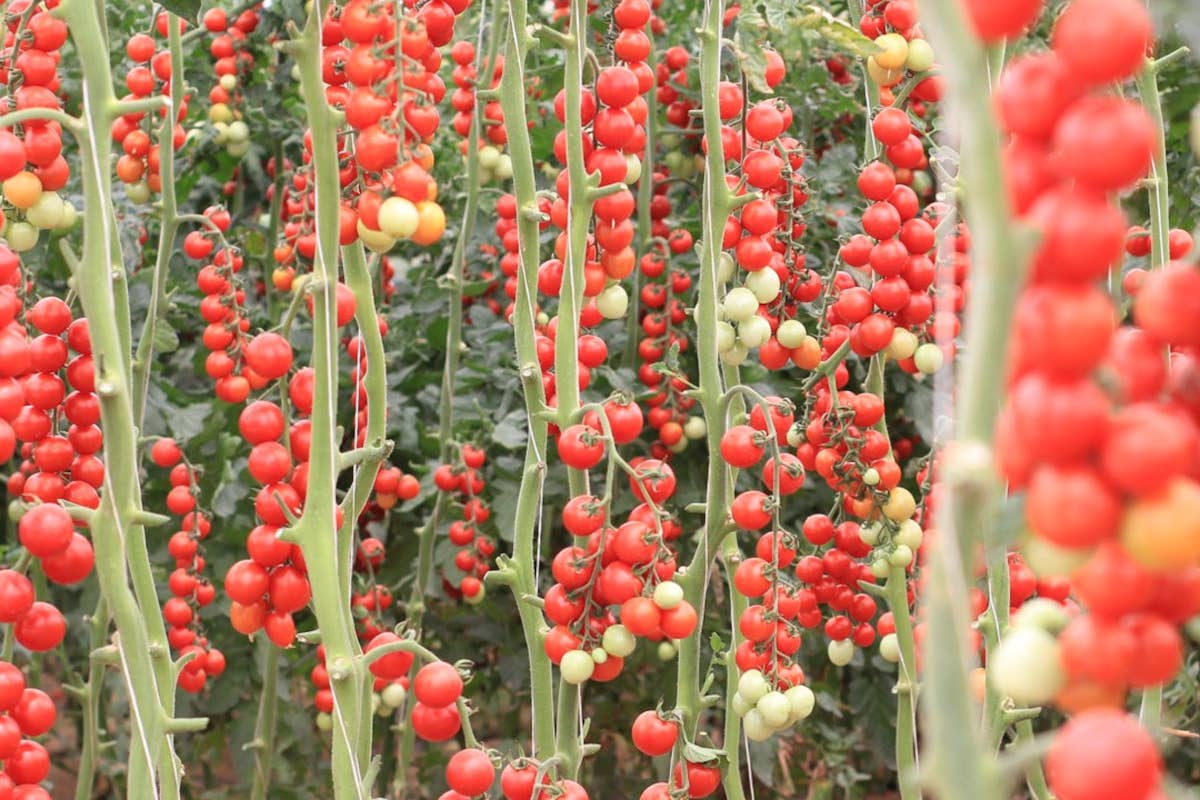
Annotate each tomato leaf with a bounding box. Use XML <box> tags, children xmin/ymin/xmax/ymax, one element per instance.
<box><xmin>157</xmin><ymin>0</ymin><xmax>202</xmax><ymax>23</ymax></box>
<box><xmin>682</xmin><ymin>742</ymin><xmax>726</xmax><ymax>765</ymax></box>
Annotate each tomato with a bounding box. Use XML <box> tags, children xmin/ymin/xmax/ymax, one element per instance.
<box><xmin>411</xmin><ymin>701</ymin><xmax>462</xmax><ymax>742</ymax></box>
<box><xmin>1046</xmin><ymin>709</ymin><xmax>1161</xmax><ymax>800</ymax></box>
<box><xmin>18</xmin><ymin>502</ymin><xmax>73</xmax><ymax>557</ymax></box>
<box><xmin>631</xmin><ymin>710</ymin><xmax>677</xmax><ymax>757</ymax></box>
<box><xmin>0</xmin><ymin>570</ymin><xmax>33</xmax><ymax>623</ymax></box>
<box><xmin>1120</xmin><ymin>479</ymin><xmax>1200</xmax><ymax>569</ymax></box>
<box><xmin>413</xmin><ymin>660</ymin><xmax>463</xmax><ymax>708</ymax></box>
<box><xmin>13</xmin><ymin>602</ymin><xmax>65</xmax><ymax>652</ymax></box>
<box><xmin>1052</xmin><ymin>0</ymin><xmax>1153</xmax><ymax>86</ymax></box>
<box><xmin>445</xmin><ymin>748</ymin><xmax>495</xmax><ymax>796</ymax></box>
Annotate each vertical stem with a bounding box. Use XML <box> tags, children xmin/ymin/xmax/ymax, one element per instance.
<box><xmin>497</xmin><ymin>0</ymin><xmax>558</xmax><ymax>762</ymax></box>
<box><xmin>1136</xmin><ymin>58</ymin><xmax>1170</xmax><ymax>272</ymax></box>
<box><xmin>884</xmin><ymin>567</ymin><xmax>921</xmax><ymax>800</ymax></box>
<box><xmin>719</xmin><ymin>538</ymin><xmax>748</xmax><ymax>800</ymax></box>
<box><xmin>74</xmin><ymin>597</ymin><xmax>109</xmax><ymax>800</ymax></box>
<box><xmin>132</xmin><ymin>16</ymin><xmax>185</xmax><ymax>424</ymax></box>
<box><xmin>291</xmin><ymin>6</ymin><xmax>369</xmax><ymax>798</ymax></box>
<box><xmin>674</xmin><ymin>0</ymin><xmax>731</xmax><ymax>735</ymax></box>
<box><xmin>59</xmin><ymin>1</ymin><xmax>192</xmax><ymax>796</ymax></box>
<box><xmin>249</xmin><ymin>640</ymin><xmax>281</xmax><ymax>800</ymax></box>
<box><xmin>916</xmin><ymin>0</ymin><xmax>1035</xmax><ymax>797</ymax></box>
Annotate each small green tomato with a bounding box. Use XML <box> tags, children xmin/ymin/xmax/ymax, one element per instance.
<box><xmin>914</xmin><ymin>342</ymin><xmax>944</xmax><ymax>375</ymax></box>
<box><xmin>827</xmin><ymin>639</ymin><xmax>855</xmax><ymax>667</ymax></box>
<box><xmin>716</xmin><ymin>321</ymin><xmax>737</xmax><ymax>353</ymax></box>
<box><xmin>776</xmin><ymin>319</ymin><xmax>806</xmax><ymax>348</ymax></box>
<box><xmin>756</xmin><ymin>691</ymin><xmax>791</xmax><ymax>728</ymax></box>
<box><xmin>125</xmin><ymin>181</ymin><xmax>151</xmax><ymax>205</ymax></box>
<box><xmin>858</xmin><ymin>522</ymin><xmax>882</xmax><ymax>547</ymax></box>
<box><xmin>494</xmin><ymin>155</ymin><xmax>514</xmax><ymax>180</ymax></box>
<box><xmin>378</xmin><ymin>196</ymin><xmax>420</xmax><ymax>240</ymax></box>
<box><xmin>888</xmin><ymin>544</ymin><xmax>914</xmax><ymax>567</ymax></box>
<box><xmin>870</xmin><ymin>558</ymin><xmax>891</xmax><ymax>579</ymax></box>
<box><xmin>737</xmin><ymin>316</ymin><xmax>772</xmax><ymax>349</ymax></box>
<box><xmin>5</xmin><ymin>221</ymin><xmax>38</xmax><ymax>252</ymax></box>
<box><xmin>905</xmin><ymin>38</ymin><xmax>935</xmax><ymax>72</ymax></box>
<box><xmin>886</xmin><ymin>328</ymin><xmax>918</xmax><ymax>360</ymax></box>
<box><xmin>738</xmin><ymin>669</ymin><xmax>770</xmax><ymax>704</ymax></box>
<box><xmin>602</xmin><ymin>624</ymin><xmax>637</xmax><ymax>657</ymax></box>
<box><xmin>657</xmin><ymin>641</ymin><xmax>677</xmax><ymax>661</ymax></box>
<box><xmin>722</xmin><ymin>287</ymin><xmax>759</xmax><ymax>322</ymax></box>
<box><xmin>784</xmin><ymin>684</ymin><xmax>815</xmax><ymax>721</ymax></box>
<box><xmin>623</xmin><ymin>154</ymin><xmax>642</xmax><ymax>184</ymax></box>
<box><xmin>1011</xmin><ymin>598</ymin><xmax>1069</xmax><ymax>634</ymax></box>
<box><xmin>894</xmin><ymin>519</ymin><xmax>923</xmax><ymax>550</ymax></box>
<box><xmin>653</xmin><ymin>580</ymin><xmax>684</xmax><ymax>610</ymax></box>
<box><xmin>219</xmin><ymin>73</ymin><xmax>238</xmax><ymax>92</ymax></box>
<box><xmin>742</xmin><ymin>708</ymin><xmax>773</xmax><ymax>742</ymax></box>
<box><xmin>683</xmin><ymin>416</ymin><xmax>707</xmax><ymax>440</ymax></box>
<box><xmin>560</xmin><ymin>649</ymin><xmax>595</xmax><ymax>684</ymax></box>
<box><xmin>380</xmin><ymin>682</ymin><xmax>407</xmax><ymax>709</ymax></box>
<box><xmin>478</xmin><ymin>145</ymin><xmax>501</xmax><ymax>170</ymax></box>
<box><xmin>717</xmin><ymin>252</ymin><xmax>736</xmax><ymax>283</ymax></box>
<box><xmin>746</xmin><ymin>268</ymin><xmax>781</xmax><ymax>304</ymax></box>
<box><xmin>316</xmin><ymin>712</ymin><xmax>333</xmax><ymax>731</ymax></box>
<box><xmin>879</xmin><ymin>633</ymin><xmax>901</xmax><ymax>663</ymax></box>
<box><xmin>596</xmin><ymin>284</ymin><xmax>629</xmax><ymax>319</ymax></box>
<box><xmin>590</xmin><ymin>647</ymin><xmax>609</xmax><ymax>664</ymax></box>
<box><xmin>731</xmin><ymin>691</ymin><xmax>753</xmax><ymax>717</ymax></box>
<box><xmin>988</xmin><ymin>627</ymin><xmax>1065</xmax><ymax>706</ymax></box>
<box><xmin>862</xmin><ymin>467</ymin><xmax>881</xmax><ymax>487</ymax></box>
<box><xmin>26</xmin><ymin>192</ymin><xmax>64</xmax><ymax>230</ymax></box>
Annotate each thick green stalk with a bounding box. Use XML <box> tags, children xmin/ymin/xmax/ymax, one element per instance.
<box><xmin>73</xmin><ymin>598</ymin><xmax>110</xmax><ymax>800</ymax></box>
<box><xmin>496</xmin><ymin>0</ymin><xmax>558</xmax><ymax>762</ymax></box>
<box><xmin>59</xmin><ymin>1</ymin><xmax>192</xmax><ymax>796</ymax></box>
<box><xmin>884</xmin><ymin>566</ymin><xmax>921</xmax><ymax>800</ymax></box>
<box><xmin>132</xmin><ymin>18</ymin><xmax>185</xmax><ymax>423</ymax></box>
<box><xmin>674</xmin><ymin>0</ymin><xmax>732</xmax><ymax>735</ymax></box>
<box><xmin>249</xmin><ymin>641</ymin><xmax>281</xmax><ymax>800</ymax></box>
<box><xmin>1136</xmin><ymin>58</ymin><xmax>1171</xmax><ymax>272</ymax></box>
<box><xmin>719</xmin><ymin>539</ymin><xmax>748</xmax><ymax>800</ymax></box>
<box><xmin>916</xmin><ymin>0</ymin><xmax>1034</xmax><ymax>797</ymax></box>
<box><xmin>290</xmin><ymin>7</ymin><xmax>370</xmax><ymax>798</ymax></box>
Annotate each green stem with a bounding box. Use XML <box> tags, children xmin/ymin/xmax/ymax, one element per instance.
<box><xmin>1136</xmin><ymin>58</ymin><xmax>1170</xmax><ymax>271</ymax></box>
<box><xmin>290</xmin><ymin>7</ymin><xmax>370</xmax><ymax>798</ymax></box>
<box><xmin>497</xmin><ymin>0</ymin><xmax>558</xmax><ymax>763</ymax></box>
<box><xmin>74</xmin><ymin>597</ymin><xmax>110</xmax><ymax>800</ymax></box>
<box><xmin>60</xmin><ymin>2</ymin><xmax>193</xmax><ymax>796</ymax></box>
<box><xmin>554</xmin><ymin>677</ymin><xmax>582</xmax><ymax>780</ymax></box>
<box><xmin>132</xmin><ymin>16</ymin><xmax>185</xmax><ymax>427</ymax></box>
<box><xmin>884</xmin><ymin>566</ymin><xmax>921</xmax><ymax>800</ymax></box>
<box><xmin>249</xmin><ymin>640</ymin><xmax>281</xmax><ymax>800</ymax></box>
<box><xmin>916</xmin><ymin>0</ymin><xmax>1036</xmax><ymax>797</ymax></box>
<box><xmin>719</xmin><ymin>538</ymin><xmax>748</xmax><ymax>800</ymax></box>
<box><xmin>1014</xmin><ymin>720</ymin><xmax>1051</xmax><ymax>800</ymax></box>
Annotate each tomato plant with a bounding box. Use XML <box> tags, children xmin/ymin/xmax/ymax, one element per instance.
<box><xmin>0</xmin><ymin>0</ymin><xmax>1193</xmax><ymax>798</ymax></box>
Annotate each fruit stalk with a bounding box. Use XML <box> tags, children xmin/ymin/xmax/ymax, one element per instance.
<box><xmin>674</xmin><ymin>0</ymin><xmax>733</xmax><ymax>735</ymax></box>
<box><xmin>495</xmin><ymin>0</ymin><xmax>559</xmax><ymax>763</ymax></box>
<box><xmin>57</xmin><ymin>0</ymin><xmax>195</xmax><ymax>796</ymax></box>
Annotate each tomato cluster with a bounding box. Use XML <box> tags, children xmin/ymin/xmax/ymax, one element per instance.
<box><xmin>200</xmin><ymin>4</ymin><xmax>262</xmax><ymax>157</ymax></box>
<box><xmin>0</xmin><ymin>1</ymin><xmax>75</xmax><ymax>253</ymax></box>
<box><xmin>447</xmin><ymin>35</ymin><xmax>510</xmax><ymax>184</ymax></box>
<box><xmin>150</xmin><ymin>440</ymin><xmax>226</xmax><ymax>692</ymax></box>
<box><xmin>433</xmin><ymin>444</ymin><xmax>495</xmax><ymax>602</ymax></box>
<box><xmin>0</xmin><ymin>660</ymin><xmax>57</xmax><ymax>800</ymax></box>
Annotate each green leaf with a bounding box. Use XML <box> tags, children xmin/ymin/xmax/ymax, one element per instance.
<box><xmin>796</xmin><ymin>5</ymin><xmax>881</xmax><ymax>58</ymax></box>
<box><xmin>492</xmin><ymin>412</ymin><xmax>528</xmax><ymax>449</ymax></box>
<box><xmin>682</xmin><ymin>742</ymin><xmax>725</xmax><ymax>765</ymax></box>
<box><xmin>158</xmin><ymin>0</ymin><xmax>201</xmax><ymax>23</ymax></box>
<box><xmin>152</xmin><ymin>321</ymin><xmax>179</xmax><ymax>354</ymax></box>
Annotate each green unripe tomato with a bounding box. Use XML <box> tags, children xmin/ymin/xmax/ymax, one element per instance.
<box><xmin>381</xmin><ymin>682</ymin><xmax>407</xmax><ymax>709</ymax></box>
<box><xmin>784</xmin><ymin>684</ymin><xmax>815</xmax><ymax>721</ymax></box>
<box><xmin>378</xmin><ymin>196</ymin><xmax>420</xmax><ymax>240</ymax></box>
<box><xmin>911</xmin><ymin>170</ymin><xmax>933</xmax><ymax>196</ymax></box>
<box><xmin>560</xmin><ymin>649</ymin><xmax>595</xmax><ymax>684</ymax></box>
<box><xmin>742</xmin><ymin>708</ymin><xmax>773</xmax><ymax>742</ymax></box>
<box><xmin>1191</xmin><ymin>103</ymin><xmax>1200</xmax><ymax>159</ymax></box>
<box><xmin>862</xmin><ymin>467</ymin><xmax>881</xmax><ymax>486</ymax></box>
<box><xmin>58</xmin><ymin>202</ymin><xmax>78</xmax><ymax>230</ymax></box>
<box><xmin>227</xmin><ymin>120</ymin><xmax>250</xmax><ymax>143</ymax></box>
<box><xmin>478</xmin><ymin>145</ymin><xmax>501</xmax><ymax>169</ymax></box>
<box><xmin>722</xmin><ymin>287</ymin><xmax>759</xmax><ymax>322</ymax></box>
<box><xmin>886</xmin><ymin>328</ymin><xmax>918</xmax><ymax>360</ymax></box>
<box><xmin>719</xmin><ymin>342</ymin><xmax>748</xmax><ymax>366</ymax></box>
<box><xmin>731</xmin><ymin>691</ymin><xmax>753</xmax><ymax>717</ymax></box>
<box><xmin>5</xmin><ymin>221</ymin><xmax>38</xmax><ymax>252</ymax></box>
<box><xmin>26</xmin><ymin>192</ymin><xmax>63</xmax><ymax>230</ymax></box>
<box><xmin>717</xmin><ymin>252</ymin><xmax>736</xmax><ymax>283</ymax></box>
<box><xmin>219</xmin><ymin>74</ymin><xmax>238</xmax><ymax>92</ymax></box>
<box><xmin>716</xmin><ymin>321</ymin><xmax>737</xmax><ymax>352</ymax></box>
<box><xmin>914</xmin><ymin>342</ymin><xmax>944</xmax><ymax>375</ymax></box>
<box><xmin>737</xmin><ymin>315</ymin><xmax>772</xmax><ymax>349</ymax></box>
<box><xmin>756</xmin><ymin>691</ymin><xmax>791</xmax><ymax>728</ymax></box>
<box><xmin>870</xmin><ymin>558</ymin><xmax>891</xmax><ymax>579</ymax></box>
<box><xmin>653</xmin><ymin>581</ymin><xmax>684</xmax><ymax>610</ymax></box>
<box><xmin>988</xmin><ymin>627</ymin><xmax>1065</xmax><ymax>706</ymax></box>
<box><xmin>858</xmin><ymin>522</ymin><xmax>882</xmax><ymax>547</ymax></box>
<box><xmin>738</xmin><ymin>669</ymin><xmax>770</xmax><ymax>704</ymax></box>
<box><xmin>776</xmin><ymin>319</ymin><xmax>807</xmax><ymax>349</ymax></box>
<box><xmin>495</xmin><ymin>155</ymin><xmax>513</xmax><ymax>180</ymax></box>
<box><xmin>1022</xmin><ymin>535</ymin><xmax>1090</xmax><ymax>579</ymax></box>
<box><xmin>888</xmin><ymin>544</ymin><xmax>914</xmax><ymax>567</ymax></box>
<box><xmin>683</xmin><ymin>416</ymin><xmax>707</xmax><ymax>441</ymax></box>
<box><xmin>316</xmin><ymin>712</ymin><xmax>333</xmax><ymax>731</ymax></box>
<box><xmin>1012</xmin><ymin>598</ymin><xmax>1069</xmax><ymax>634</ymax></box>
<box><xmin>905</xmin><ymin>38</ymin><xmax>935</xmax><ymax>72</ymax></box>
<box><xmin>827</xmin><ymin>639</ymin><xmax>855</xmax><ymax>667</ymax></box>
<box><xmin>591</xmin><ymin>647</ymin><xmax>609</xmax><ymax>664</ymax></box>
<box><xmin>125</xmin><ymin>181</ymin><xmax>151</xmax><ymax>205</ymax></box>
<box><xmin>879</xmin><ymin>632</ymin><xmax>901</xmax><ymax>663</ymax></box>
<box><xmin>657</xmin><ymin>641</ymin><xmax>677</xmax><ymax>661</ymax></box>
<box><xmin>623</xmin><ymin>154</ymin><xmax>642</xmax><ymax>185</ymax></box>
<box><xmin>226</xmin><ymin>139</ymin><xmax>251</xmax><ymax>158</ymax></box>
<box><xmin>894</xmin><ymin>519</ymin><xmax>923</xmax><ymax>550</ymax></box>
<box><xmin>746</xmin><ymin>268</ymin><xmax>781</xmax><ymax>304</ymax></box>
<box><xmin>358</xmin><ymin>221</ymin><xmax>396</xmax><ymax>254</ymax></box>
<box><xmin>602</xmin><ymin>624</ymin><xmax>637</xmax><ymax>657</ymax></box>
<box><xmin>597</xmin><ymin>284</ymin><xmax>628</xmax><ymax>319</ymax></box>
<box><xmin>786</xmin><ymin>424</ymin><xmax>804</xmax><ymax>448</ymax></box>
